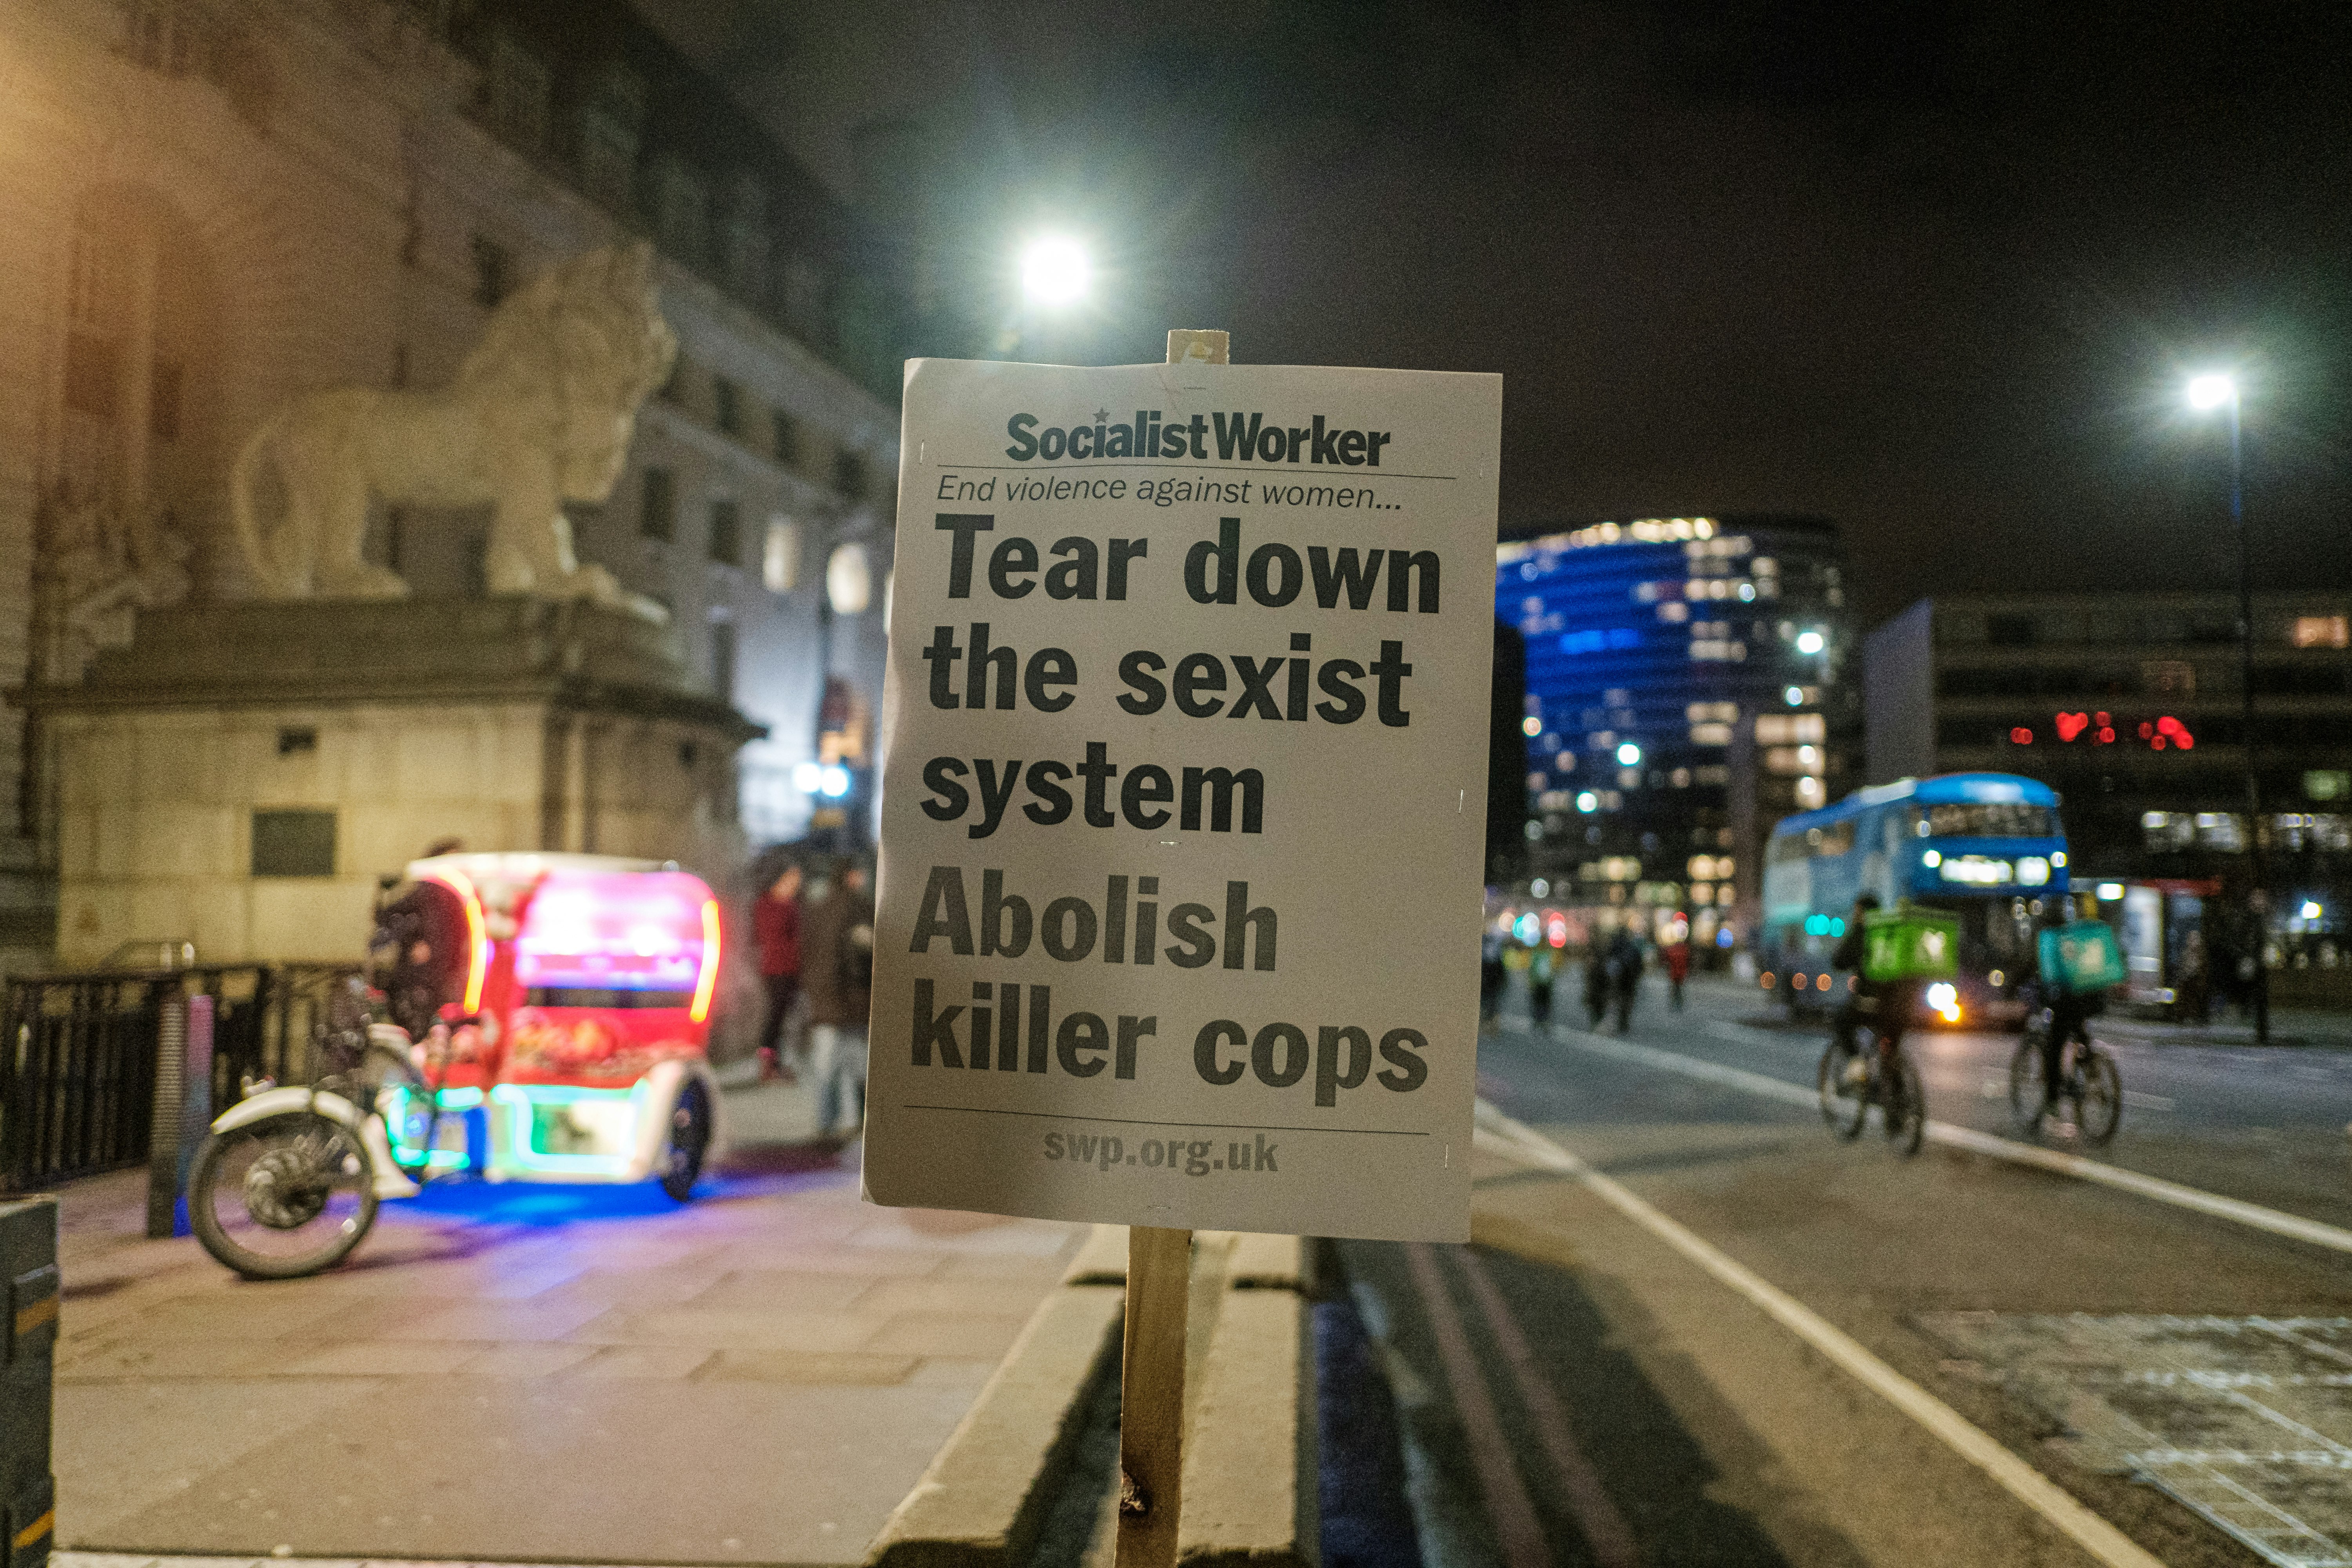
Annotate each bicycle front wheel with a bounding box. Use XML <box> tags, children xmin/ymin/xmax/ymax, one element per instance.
<box><xmin>1885</xmin><ymin>1049</ymin><xmax>1925</xmax><ymax>1156</ymax></box>
<box><xmin>1818</xmin><ymin>1037</ymin><xmax>1868</xmax><ymax>1140</ymax></box>
<box><xmin>190</xmin><ymin>1111</ymin><xmax>379</xmax><ymax>1280</ymax></box>
<box><xmin>2008</xmin><ymin>1034</ymin><xmax>2051</xmax><ymax>1135</ymax></box>
<box><xmin>2074</xmin><ymin>1047</ymin><xmax>2123</xmax><ymax>1145</ymax></box>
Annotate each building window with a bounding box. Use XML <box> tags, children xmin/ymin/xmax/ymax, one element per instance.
<box><xmin>471</xmin><ymin>236</ymin><xmax>512</xmax><ymax>308</ymax></box>
<box><xmin>580</xmin><ymin>113</ymin><xmax>638</xmax><ymax>211</ymax></box>
<box><xmin>1986</xmin><ymin>613</ymin><xmax>2035</xmax><ymax>648</ymax></box>
<box><xmin>833</xmin><ymin>449</ymin><xmax>865</xmax><ymax>499</ymax></box>
<box><xmin>577</xmin><ymin>62</ymin><xmax>646</xmax><ymax>213</ymax></box>
<box><xmin>771</xmin><ymin>409</ymin><xmax>800</xmax><ymax>466</ymax></box>
<box><xmin>463</xmin><ymin>530</ymin><xmax>489</xmax><ymax>597</ymax></box>
<box><xmin>713</xmin><ymin>377</ymin><xmax>743</xmax><ymax>437</ymax></box>
<box><xmin>711</xmin><ymin>622</ymin><xmax>737</xmax><ymax>703</ymax></box>
<box><xmin>251</xmin><ymin>809</ymin><xmax>336</xmax><ymax>878</ymax></box>
<box><xmin>1754</xmin><ymin>713</ymin><xmax>1825</xmax><ymax>744</ymax></box>
<box><xmin>762</xmin><ymin>516</ymin><xmax>799</xmax><ymax>593</ymax></box>
<box><xmin>652</xmin><ymin>156</ymin><xmax>710</xmax><ymax>268</ymax></box>
<box><xmin>125</xmin><ymin>0</ymin><xmax>219</xmax><ymax>77</ymax></box>
<box><xmin>2142</xmin><ymin>659</ymin><xmax>2197</xmax><ymax>697</ymax></box>
<box><xmin>484</xmin><ymin>33</ymin><xmax>550</xmax><ymax>154</ymax></box>
<box><xmin>150</xmin><ymin>359</ymin><xmax>182</xmax><ymax>441</ymax></box>
<box><xmin>783</xmin><ymin>255</ymin><xmax>828</xmax><ymax>338</ymax></box>
<box><xmin>708</xmin><ymin>498</ymin><xmax>741</xmax><ymax>565</ymax></box>
<box><xmin>2309</xmin><ymin>770</ymin><xmax>2350</xmax><ymax>802</ymax></box>
<box><xmin>2293</xmin><ymin>615</ymin><xmax>2349</xmax><ymax>649</ymax></box>
<box><xmin>639</xmin><ymin>467</ymin><xmax>675</xmax><ymax>541</ymax></box>
<box><xmin>720</xmin><ymin>172</ymin><xmax>769</xmax><ymax>301</ymax></box>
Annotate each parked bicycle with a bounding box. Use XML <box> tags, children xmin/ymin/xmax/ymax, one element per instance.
<box><xmin>1817</xmin><ymin>1020</ymin><xmax>1925</xmax><ymax>1156</ymax></box>
<box><xmin>2008</xmin><ymin>1009</ymin><xmax>2122</xmax><ymax>1144</ymax></box>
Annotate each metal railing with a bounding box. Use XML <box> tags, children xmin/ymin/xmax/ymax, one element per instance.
<box><xmin>0</xmin><ymin>963</ymin><xmax>360</xmax><ymax>1193</ymax></box>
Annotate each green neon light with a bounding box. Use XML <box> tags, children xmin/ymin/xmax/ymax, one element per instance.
<box><xmin>491</xmin><ymin>1081</ymin><xmax>647</xmax><ymax>1175</ymax></box>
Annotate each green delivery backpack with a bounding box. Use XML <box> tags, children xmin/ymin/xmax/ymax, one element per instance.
<box><xmin>1860</xmin><ymin>903</ymin><xmax>1961</xmax><ymax>984</ymax></box>
<box><xmin>2038</xmin><ymin>920</ymin><xmax>2126</xmax><ymax>994</ymax></box>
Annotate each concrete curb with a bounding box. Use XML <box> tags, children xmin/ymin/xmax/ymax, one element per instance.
<box><xmin>864</xmin><ymin>1226</ymin><xmax>1323</xmax><ymax>1566</ymax></box>
<box><xmin>1178</xmin><ymin>1234</ymin><xmax>1320</xmax><ymax>1568</ymax></box>
<box><xmin>864</xmin><ymin>1227</ymin><xmax>1127</xmax><ymax>1567</ymax></box>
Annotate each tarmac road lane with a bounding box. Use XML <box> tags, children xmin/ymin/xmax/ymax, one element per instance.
<box><xmin>1336</xmin><ymin>976</ymin><xmax>2352</xmax><ymax>1567</ymax></box>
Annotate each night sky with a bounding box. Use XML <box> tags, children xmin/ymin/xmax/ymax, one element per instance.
<box><xmin>641</xmin><ymin>0</ymin><xmax>2352</xmax><ymax>631</ymax></box>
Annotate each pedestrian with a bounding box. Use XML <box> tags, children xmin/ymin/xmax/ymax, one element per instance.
<box><xmin>2177</xmin><ymin>928</ymin><xmax>2211</xmax><ymax>1024</ymax></box>
<box><xmin>371</xmin><ymin>837</ymin><xmax>470</xmax><ymax>1043</ymax></box>
<box><xmin>1479</xmin><ymin>926</ymin><xmax>1507</xmax><ymax>1033</ymax></box>
<box><xmin>1607</xmin><ymin>926</ymin><xmax>1644</xmax><ymax>1033</ymax></box>
<box><xmin>800</xmin><ymin>855</ymin><xmax>874</xmax><ymax>1141</ymax></box>
<box><xmin>1528</xmin><ymin>941</ymin><xmax>1557</xmax><ymax>1033</ymax></box>
<box><xmin>1584</xmin><ymin>940</ymin><xmax>1610</xmax><ymax>1029</ymax></box>
<box><xmin>1666</xmin><ymin>937</ymin><xmax>1691</xmax><ymax>1011</ymax></box>
<box><xmin>751</xmin><ymin>858</ymin><xmax>804</xmax><ymax>1082</ymax></box>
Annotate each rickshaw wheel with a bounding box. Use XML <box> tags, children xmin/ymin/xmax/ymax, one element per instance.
<box><xmin>661</xmin><ymin>1080</ymin><xmax>711</xmax><ymax>1201</ymax></box>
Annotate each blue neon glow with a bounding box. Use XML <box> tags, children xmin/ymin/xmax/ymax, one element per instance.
<box><xmin>1559</xmin><ymin>628</ymin><xmax>1642</xmax><ymax>656</ymax></box>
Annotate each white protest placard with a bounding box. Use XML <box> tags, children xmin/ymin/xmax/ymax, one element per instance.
<box><xmin>864</xmin><ymin>356</ymin><xmax>1500</xmax><ymax>1242</ymax></box>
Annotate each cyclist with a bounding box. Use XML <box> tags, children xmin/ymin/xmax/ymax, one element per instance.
<box><xmin>1831</xmin><ymin>893</ymin><xmax>1910</xmax><ymax>1065</ymax></box>
<box><xmin>2029</xmin><ymin>900</ymin><xmax>2097</xmax><ymax>1117</ymax></box>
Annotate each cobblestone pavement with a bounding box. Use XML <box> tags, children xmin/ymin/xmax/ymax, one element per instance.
<box><xmin>49</xmin><ymin>1075</ymin><xmax>1085</xmax><ymax>1567</ymax></box>
<box><xmin>1925</xmin><ymin>1312</ymin><xmax>2352</xmax><ymax>1568</ymax></box>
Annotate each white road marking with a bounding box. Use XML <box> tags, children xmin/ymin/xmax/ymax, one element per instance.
<box><xmin>2125</xmin><ymin>1091</ymin><xmax>2177</xmax><ymax>1111</ymax></box>
<box><xmin>1472</xmin><ymin>1103</ymin><xmax>2173</xmax><ymax>1568</ymax></box>
<box><xmin>1562</xmin><ymin>1026</ymin><xmax>2352</xmax><ymax>1259</ymax></box>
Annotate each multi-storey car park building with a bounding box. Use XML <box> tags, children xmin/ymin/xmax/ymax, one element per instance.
<box><xmin>1866</xmin><ymin>592</ymin><xmax>2352</xmax><ymax>1007</ymax></box>
<box><xmin>1495</xmin><ymin>515</ymin><xmax>1858</xmax><ymax>955</ymax></box>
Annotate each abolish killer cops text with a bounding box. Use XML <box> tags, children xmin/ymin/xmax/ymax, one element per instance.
<box><xmin>902</xmin><ymin>864</ymin><xmax>1430</xmax><ymax>1109</ymax></box>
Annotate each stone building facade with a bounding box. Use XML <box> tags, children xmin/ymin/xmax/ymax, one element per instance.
<box><xmin>0</xmin><ymin>0</ymin><xmax>902</xmax><ymax>967</ymax></box>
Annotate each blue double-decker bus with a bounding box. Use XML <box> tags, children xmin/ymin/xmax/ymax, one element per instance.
<box><xmin>1760</xmin><ymin>773</ymin><xmax>2069</xmax><ymax>1027</ymax></box>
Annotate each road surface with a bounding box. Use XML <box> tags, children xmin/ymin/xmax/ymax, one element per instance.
<box><xmin>1336</xmin><ymin>973</ymin><xmax>2352</xmax><ymax>1568</ymax></box>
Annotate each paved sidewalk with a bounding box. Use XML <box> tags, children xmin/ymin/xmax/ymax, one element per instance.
<box><xmin>49</xmin><ymin>1074</ymin><xmax>1086</xmax><ymax>1566</ymax></box>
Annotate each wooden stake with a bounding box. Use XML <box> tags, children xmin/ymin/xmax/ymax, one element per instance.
<box><xmin>1116</xmin><ymin>1224</ymin><xmax>1192</xmax><ymax>1566</ymax></box>
<box><xmin>1114</xmin><ymin>327</ymin><xmax>1229</xmax><ymax>1568</ymax></box>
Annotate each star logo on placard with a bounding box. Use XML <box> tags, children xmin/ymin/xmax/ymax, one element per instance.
<box><xmin>1094</xmin><ymin>408</ymin><xmax>1109</xmax><ymax>424</ymax></box>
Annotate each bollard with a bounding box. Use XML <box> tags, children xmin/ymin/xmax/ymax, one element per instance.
<box><xmin>143</xmin><ymin>991</ymin><xmax>214</xmax><ymax>1240</ymax></box>
<box><xmin>1</xmin><ymin>1196</ymin><xmax>58</xmax><ymax>1568</ymax></box>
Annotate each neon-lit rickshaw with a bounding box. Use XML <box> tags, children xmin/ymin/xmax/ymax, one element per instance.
<box><xmin>190</xmin><ymin>853</ymin><xmax>729</xmax><ymax>1278</ymax></box>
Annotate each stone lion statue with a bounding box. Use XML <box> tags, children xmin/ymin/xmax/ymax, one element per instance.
<box><xmin>230</xmin><ymin>242</ymin><xmax>677</xmax><ymax>601</ymax></box>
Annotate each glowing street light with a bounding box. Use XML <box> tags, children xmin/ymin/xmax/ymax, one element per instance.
<box><xmin>1795</xmin><ymin>628</ymin><xmax>1826</xmax><ymax>655</ymax></box>
<box><xmin>1615</xmin><ymin>742</ymin><xmax>1642</xmax><ymax>766</ymax></box>
<box><xmin>1019</xmin><ymin>237</ymin><xmax>1091</xmax><ymax>308</ymax></box>
<box><xmin>2185</xmin><ymin>372</ymin><xmax>2237</xmax><ymax>411</ymax></box>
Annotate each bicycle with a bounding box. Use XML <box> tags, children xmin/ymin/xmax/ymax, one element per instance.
<box><xmin>188</xmin><ymin>979</ymin><xmax>420</xmax><ymax>1279</ymax></box>
<box><xmin>1817</xmin><ymin>1020</ymin><xmax>1924</xmax><ymax>1156</ymax></box>
<box><xmin>2008</xmin><ymin>1010</ymin><xmax>2122</xmax><ymax>1145</ymax></box>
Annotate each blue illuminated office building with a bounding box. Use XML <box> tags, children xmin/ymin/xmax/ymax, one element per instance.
<box><xmin>1496</xmin><ymin>515</ymin><xmax>1857</xmax><ymax>950</ymax></box>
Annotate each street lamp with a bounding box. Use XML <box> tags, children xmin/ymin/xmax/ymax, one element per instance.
<box><xmin>2185</xmin><ymin>369</ymin><xmax>2267</xmax><ymax>1042</ymax></box>
<box><xmin>1019</xmin><ymin>237</ymin><xmax>1091</xmax><ymax>308</ymax></box>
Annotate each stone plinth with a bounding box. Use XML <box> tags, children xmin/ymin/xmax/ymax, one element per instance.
<box><xmin>20</xmin><ymin>597</ymin><xmax>760</xmax><ymax>966</ymax></box>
